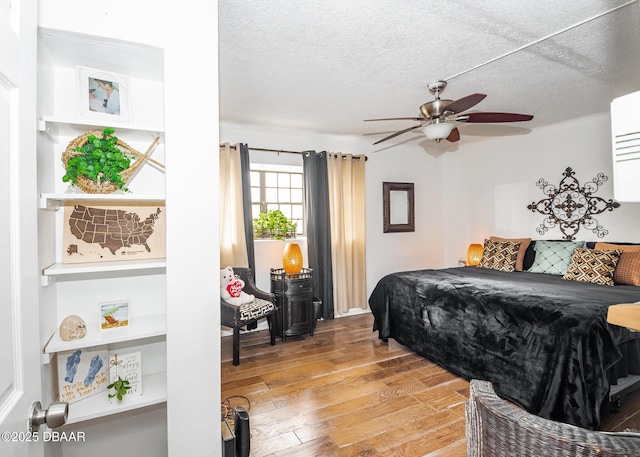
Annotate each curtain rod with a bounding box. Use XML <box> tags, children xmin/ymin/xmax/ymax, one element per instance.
<box><xmin>225</xmin><ymin>144</ymin><xmax>367</xmax><ymax>160</ymax></box>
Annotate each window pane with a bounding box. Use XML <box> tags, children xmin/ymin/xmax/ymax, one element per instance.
<box><xmin>291</xmin><ymin>189</ymin><xmax>303</xmax><ymax>203</ymax></box>
<box><xmin>278</xmin><ymin>173</ymin><xmax>290</xmax><ymax>187</ymax></box>
<box><xmin>291</xmin><ymin>174</ymin><xmax>302</xmax><ymax>188</ymax></box>
<box><xmin>249</xmin><ymin>163</ymin><xmax>305</xmax><ymax>236</ymax></box>
<box><xmin>291</xmin><ymin>205</ymin><xmax>303</xmax><ymax>219</ymax></box>
<box><xmin>279</xmin><ymin>205</ymin><xmax>292</xmax><ymax>218</ymax></box>
<box><xmin>265</xmin><ymin>188</ymin><xmax>277</xmax><ymax>202</ymax></box>
<box><xmin>250</xmin><ymin>171</ymin><xmax>260</xmax><ymax>186</ymax></box>
<box><xmin>265</xmin><ymin>172</ymin><xmax>278</xmax><ymax>187</ymax></box>
<box><xmin>278</xmin><ymin>188</ymin><xmax>290</xmax><ymax>203</ymax></box>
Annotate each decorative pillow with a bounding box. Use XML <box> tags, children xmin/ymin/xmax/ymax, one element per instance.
<box><xmin>528</xmin><ymin>240</ymin><xmax>586</xmax><ymax>275</ymax></box>
<box><xmin>523</xmin><ymin>240</ymin><xmax>538</xmax><ymax>270</ymax></box>
<box><xmin>595</xmin><ymin>242</ymin><xmax>640</xmax><ymax>286</ymax></box>
<box><xmin>477</xmin><ymin>239</ymin><xmax>521</xmax><ymax>272</ymax></box>
<box><xmin>563</xmin><ymin>248</ymin><xmax>623</xmax><ymax>286</ymax></box>
<box><xmin>490</xmin><ymin>236</ymin><xmax>531</xmax><ymax>272</ymax></box>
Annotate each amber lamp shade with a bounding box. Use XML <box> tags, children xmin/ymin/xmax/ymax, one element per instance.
<box><xmin>467</xmin><ymin>243</ymin><xmax>484</xmax><ymax>267</ymax></box>
<box><xmin>283</xmin><ymin>242</ymin><xmax>303</xmax><ymax>274</ymax></box>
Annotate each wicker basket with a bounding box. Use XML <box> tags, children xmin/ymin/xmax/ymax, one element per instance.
<box><xmin>61</xmin><ymin>130</ymin><xmax>160</xmax><ymax>194</ymax></box>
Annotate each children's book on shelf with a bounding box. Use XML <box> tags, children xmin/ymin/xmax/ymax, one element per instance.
<box><xmin>57</xmin><ymin>345</ymin><xmax>109</xmax><ymax>404</ymax></box>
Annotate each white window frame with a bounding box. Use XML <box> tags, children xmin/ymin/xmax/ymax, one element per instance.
<box><xmin>250</xmin><ymin>163</ymin><xmax>305</xmax><ymax>235</ymax></box>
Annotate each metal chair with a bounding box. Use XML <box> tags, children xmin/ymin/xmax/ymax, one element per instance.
<box><xmin>466</xmin><ymin>379</ymin><xmax>640</xmax><ymax>457</ymax></box>
<box><xmin>220</xmin><ymin>267</ymin><xmax>276</xmax><ymax>366</ymax></box>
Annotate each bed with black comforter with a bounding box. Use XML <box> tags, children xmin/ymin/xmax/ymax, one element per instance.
<box><xmin>368</xmin><ymin>266</ymin><xmax>640</xmax><ymax>430</ymax></box>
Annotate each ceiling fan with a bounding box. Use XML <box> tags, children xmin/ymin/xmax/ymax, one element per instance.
<box><xmin>365</xmin><ymin>80</ymin><xmax>533</xmax><ymax>145</ymax></box>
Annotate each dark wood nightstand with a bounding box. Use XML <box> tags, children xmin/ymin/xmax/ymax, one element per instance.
<box><xmin>270</xmin><ymin>268</ymin><xmax>315</xmax><ymax>340</ymax></box>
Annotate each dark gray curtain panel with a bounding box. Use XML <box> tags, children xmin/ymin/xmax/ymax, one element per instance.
<box><xmin>303</xmin><ymin>151</ymin><xmax>334</xmax><ymax>319</ymax></box>
<box><xmin>239</xmin><ymin>143</ymin><xmax>255</xmax><ymax>275</ymax></box>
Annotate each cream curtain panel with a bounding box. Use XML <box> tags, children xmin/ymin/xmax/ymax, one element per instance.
<box><xmin>327</xmin><ymin>153</ymin><xmax>367</xmax><ymax>313</ymax></box>
<box><xmin>219</xmin><ymin>143</ymin><xmax>249</xmax><ymax>267</ymax></box>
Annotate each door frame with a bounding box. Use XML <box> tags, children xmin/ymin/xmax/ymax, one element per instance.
<box><xmin>0</xmin><ymin>0</ymin><xmax>44</xmax><ymax>455</ymax></box>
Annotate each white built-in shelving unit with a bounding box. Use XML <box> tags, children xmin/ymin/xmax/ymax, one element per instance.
<box><xmin>37</xmin><ymin>28</ymin><xmax>167</xmax><ymax>424</ymax></box>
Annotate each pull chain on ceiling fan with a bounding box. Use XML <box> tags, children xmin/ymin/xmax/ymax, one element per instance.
<box><xmin>365</xmin><ymin>79</ymin><xmax>533</xmax><ymax>144</ymax></box>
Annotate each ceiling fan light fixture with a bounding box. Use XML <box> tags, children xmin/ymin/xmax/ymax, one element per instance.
<box><xmin>422</xmin><ymin>122</ymin><xmax>455</xmax><ymax>140</ymax></box>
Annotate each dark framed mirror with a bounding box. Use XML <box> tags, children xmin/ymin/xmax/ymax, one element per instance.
<box><xmin>383</xmin><ymin>182</ymin><xmax>415</xmax><ymax>233</ymax></box>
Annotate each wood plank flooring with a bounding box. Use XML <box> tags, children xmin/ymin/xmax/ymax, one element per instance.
<box><xmin>221</xmin><ymin>313</ymin><xmax>640</xmax><ymax>457</ymax></box>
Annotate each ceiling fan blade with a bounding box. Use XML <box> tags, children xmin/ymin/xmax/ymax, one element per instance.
<box><xmin>457</xmin><ymin>112</ymin><xmax>534</xmax><ymax>123</ymax></box>
<box><xmin>446</xmin><ymin>127</ymin><xmax>460</xmax><ymax>142</ymax></box>
<box><xmin>372</xmin><ymin>123</ymin><xmax>425</xmax><ymax>145</ymax></box>
<box><xmin>444</xmin><ymin>93</ymin><xmax>486</xmax><ymax>114</ymax></box>
<box><xmin>364</xmin><ymin>117</ymin><xmax>426</xmax><ymax>122</ymax></box>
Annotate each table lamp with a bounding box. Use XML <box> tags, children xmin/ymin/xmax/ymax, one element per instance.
<box><xmin>467</xmin><ymin>243</ymin><xmax>484</xmax><ymax>267</ymax></box>
<box><xmin>282</xmin><ymin>242</ymin><xmax>303</xmax><ymax>274</ymax></box>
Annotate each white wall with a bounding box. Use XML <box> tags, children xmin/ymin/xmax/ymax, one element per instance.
<box><xmin>220</xmin><ymin>122</ymin><xmax>446</xmax><ymax>298</ymax></box>
<box><xmin>442</xmin><ymin>113</ymin><xmax>640</xmax><ymax>265</ymax></box>
<box><xmin>223</xmin><ymin>113</ymin><xmax>640</xmax><ymax>298</ymax></box>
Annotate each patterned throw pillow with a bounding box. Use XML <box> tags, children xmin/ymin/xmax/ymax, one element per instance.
<box><xmin>563</xmin><ymin>248</ymin><xmax>623</xmax><ymax>286</ymax></box>
<box><xmin>477</xmin><ymin>239</ymin><xmax>521</xmax><ymax>272</ymax></box>
<box><xmin>490</xmin><ymin>236</ymin><xmax>532</xmax><ymax>271</ymax></box>
<box><xmin>595</xmin><ymin>242</ymin><xmax>640</xmax><ymax>286</ymax></box>
<box><xmin>528</xmin><ymin>240</ymin><xmax>586</xmax><ymax>275</ymax></box>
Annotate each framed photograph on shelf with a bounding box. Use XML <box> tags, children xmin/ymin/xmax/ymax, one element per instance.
<box><xmin>100</xmin><ymin>300</ymin><xmax>131</xmax><ymax>330</ymax></box>
<box><xmin>77</xmin><ymin>66</ymin><xmax>130</xmax><ymax>122</ymax></box>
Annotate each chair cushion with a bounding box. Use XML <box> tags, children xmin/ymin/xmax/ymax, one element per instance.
<box><xmin>238</xmin><ymin>298</ymin><xmax>275</xmax><ymax>323</ymax></box>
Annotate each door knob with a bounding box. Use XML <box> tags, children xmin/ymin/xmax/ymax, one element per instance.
<box><xmin>28</xmin><ymin>401</ymin><xmax>69</xmax><ymax>433</ymax></box>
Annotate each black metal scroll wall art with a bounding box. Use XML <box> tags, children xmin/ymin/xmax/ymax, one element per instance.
<box><xmin>527</xmin><ymin>167</ymin><xmax>620</xmax><ymax>240</ymax></box>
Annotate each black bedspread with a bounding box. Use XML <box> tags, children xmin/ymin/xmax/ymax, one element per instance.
<box><xmin>368</xmin><ymin>267</ymin><xmax>640</xmax><ymax>430</ymax></box>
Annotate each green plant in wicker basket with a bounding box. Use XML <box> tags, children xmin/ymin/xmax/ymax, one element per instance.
<box><xmin>253</xmin><ymin>209</ymin><xmax>297</xmax><ymax>240</ymax></box>
<box><xmin>107</xmin><ymin>376</ymin><xmax>131</xmax><ymax>401</ymax></box>
<box><xmin>62</xmin><ymin>127</ymin><xmax>133</xmax><ymax>191</ymax></box>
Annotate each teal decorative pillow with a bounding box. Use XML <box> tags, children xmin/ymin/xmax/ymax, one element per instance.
<box><xmin>528</xmin><ymin>240</ymin><xmax>586</xmax><ymax>275</ymax></box>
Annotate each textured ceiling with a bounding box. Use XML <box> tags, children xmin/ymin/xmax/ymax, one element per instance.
<box><xmin>219</xmin><ymin>0</ymin><xmax>640</xmax><ymax>148</ymax></box>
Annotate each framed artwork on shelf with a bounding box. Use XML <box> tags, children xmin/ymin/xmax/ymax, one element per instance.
<box><xmin>108</xmin><ymin>351</ymin><xmax>143</xmax><ymax>402</ymax></box>
<box><xmin>77</xmin><ymin>66</ymin><xmax>130</xmax><ymax>122</ymax></box>
<box><xmin>57</xmin><ymin>345</ymin><xmax>108</xmax><ymax>404</ymax></box>
<box><xmin>62</xmin><ymin>203</ymin><xmax>166</xmax><ymax>264</ymax></box>
<box><xmin>100</xmin><ymin>300</ymin><xmax>131</xmax><ymax>330</ymax></box>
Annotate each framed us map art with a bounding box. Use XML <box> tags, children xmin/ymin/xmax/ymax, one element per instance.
<box><xmin>62</xmin><ymin>202</ymin><xmax>166</xmax><ymax>264</ymax></box>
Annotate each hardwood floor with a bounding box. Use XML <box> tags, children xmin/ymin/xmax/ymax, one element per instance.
<box><xmin>221</xmin><ymin>313</ymin><xmax>640</xmax><ymax>457</ymax></box>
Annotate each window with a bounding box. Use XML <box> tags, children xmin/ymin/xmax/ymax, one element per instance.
<box><xmin>250</xmin><ymin>163</ymin><xmax>304</xmax><ymax>235</ymax></box>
